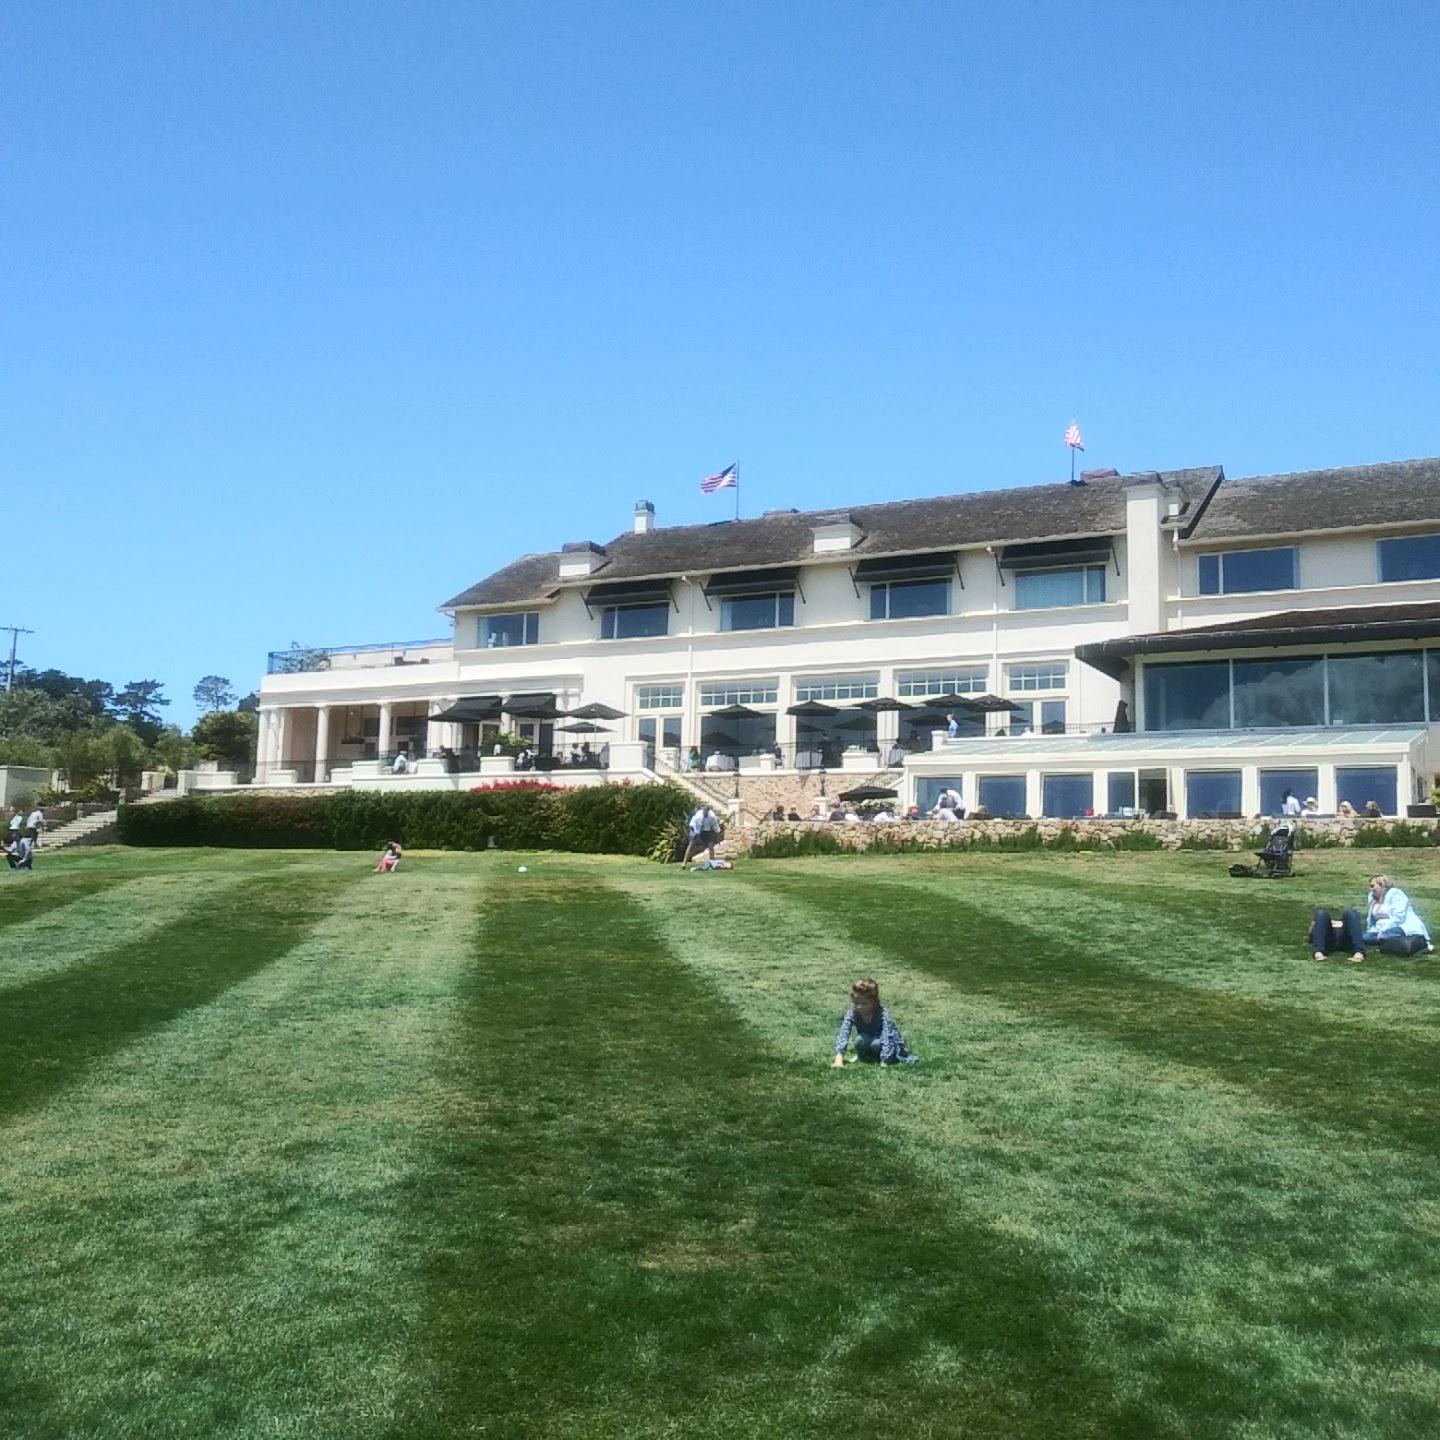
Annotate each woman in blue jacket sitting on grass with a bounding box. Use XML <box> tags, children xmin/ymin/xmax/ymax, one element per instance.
<box><xmin>1311</xmin><ymin>873</ymin><xmax>1433</xmax><ymax>963</ymax></box>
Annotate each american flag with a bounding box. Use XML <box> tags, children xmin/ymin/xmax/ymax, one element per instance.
<box><xmin>1064</xmin><ymin>422</ymin><xmax>1084</xmax><ymax>452</ymax></box>
<box><xmin>700</xmin><ymin>463</ymin><xmax>738</xmax><ymax>494</ymax></box>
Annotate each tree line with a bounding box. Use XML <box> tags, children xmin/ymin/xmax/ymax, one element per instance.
<box><xmin>0</xmin><ymin>668</ymin><xmax>258</xmax><ymax>800</ymax></box>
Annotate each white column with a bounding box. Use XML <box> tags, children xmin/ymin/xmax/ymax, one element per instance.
<box><xmin>377</xmin><ymin>702</ymin><xmax>394</xmax><ymax>757</ymax></box>
<box><xmin>426</xmin><ymin>699</ymin><xmax>446</xmax><ymax>756</ymax></box>
<box><xmin>275</xmin><ymin>709</ymin><xmax>292</xmax><ymax>769</ymax></box>
<box><xmin>255</xmin><ymin>707</ymin><xmax>273</xmax><ymax>779</ymax></box>
<box><xmin>314</xmin><ymin>705</ymin><xmax>331</xmax><ymax>783</ymax></box>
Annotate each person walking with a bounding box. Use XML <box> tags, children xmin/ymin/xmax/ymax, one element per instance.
<box><xmin>25</xmin><ymin>804</ymin><xmax>44</xmax><ymax>847</ymax></box>
<box><xmin>681</xmin><ymin>805</ymin><xmax>722</xmax><ymax>869</ymax></box>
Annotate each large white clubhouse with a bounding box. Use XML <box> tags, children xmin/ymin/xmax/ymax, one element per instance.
<box><xmin>254</xmin><ymin>457</ymin><xmax>1440</xmax><ymax>820</ymax></box>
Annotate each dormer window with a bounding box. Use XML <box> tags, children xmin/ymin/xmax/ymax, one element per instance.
<box><xmin>854</xmin><ymin>553</ymin><xmax>957</xmax><ymax>621</ymax></box>
<box><xmin>703</xmin><ymin>568</ymin><xmax>800</xmax><ymax>632</ymax></box>
<box><xmin>478</xmin><ymin>612</ymin><xmax>539</xmax><ymax>648</ymax></box>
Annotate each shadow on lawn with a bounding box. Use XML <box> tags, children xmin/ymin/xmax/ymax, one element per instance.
<box><xmin>0</xmin><ymin>868</ymin><xmax>135</xmax><ymax>936</ymax></box>
<box><xmin>391</xmin><ymin>877</ymin><xmax>1198</xmax><ymax>1440</ymax></box>
<box><xmin>0</xmin><ymin>872</ymin><xmax>352</xmax><ymax>1126</ymax></box>
<box><xmin>788</xmin><ymin>872</ymin><xmax>1440</xmax><ymax>1156</ymax></box>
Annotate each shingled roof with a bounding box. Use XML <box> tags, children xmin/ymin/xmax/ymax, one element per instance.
<box><xmin>1182</xmin><ymin>458</ymin><xmax>1440</xmax><ymax>543</ymax></box>
<box><xmin>440</xmin><ymin>467</ymin><xmax>1217</xmax><ymax>610</ymax></box>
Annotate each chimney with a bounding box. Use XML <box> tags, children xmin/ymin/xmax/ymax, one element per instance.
<box><xmin>558</xmin><ymin>541</ymin><xmax>605</xmax><ymax>579</ymax></box>
<box><xmin>633</xmin><ymin>500</ymin><xmax>655</xmax><ymax>535</ymax></box>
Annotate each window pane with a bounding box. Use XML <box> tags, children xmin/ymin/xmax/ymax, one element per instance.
<box><xmin>1336</xmin><ymin>766</ymin><xmax>1397</xmax><ymax>816</ymax></box>
<box><xmin>723</xmin><ymin>594</ymin><xmax>780</xmax><ymax>631</ymax></box>
<box><xmin>637</xmin><ymin>684</ymin><xmax>683</xmax><ymax>710</ymax></box>
<box><xmin>638</xmin><ymin>718</ymin><xmax>656</xmax><ymax>746</ymax></box>
<box><xmin>1232</xmin><ymin>656</ymin><xmax>1325</xmax><ymax>728</ymax></box>
<box><xmin>1259</xmin><ymin>768</ymin><xmax>1318</xmax><ymax>816</ymax></box>
<box><xmin>699</xmin><ymin>680</ymin><xmax>778</xmax><ymax>706</ymax></box>
<box><xmin>977</xmin><ymin>775</ymin><xmax>1027</xmax><ymax>817</ymax></box>
<box><xmin>1378</xmin><ymin>534</ymin><xmax>1440</xmax><ymax>582</ymax></box>
<box><xmin>525</xmin><ymin>613</ymin><xmax>539</xmax><ymax>644</ymax></box>
<box><xmin>885</xmin><ymin>579</ymin><xmax>949</xmax><ymax>618</ymax></box>
<box><xmin>1185</xmin><ymin>770</ymin><xmax>1242</xmax><ymax>817</ymax></box>
<box><xmin>1143</xmin><ymin>662</ymin><xmax>1230</xmax><ymax>731</ymax></box>
<box><xmin>869</xmin><ymin>586</ymin><xmax>887</xmax><ymax>620</ymax></box>
<box><xmin>1015</xmin><ymin>568</ymin><xmax>1087</xmax><ymax>609</ymax></box>
<box><xmin>1084</xmin><ymin>565</ymin><xmax>1107</xmax><ymax>603</ymax></box>
<box><xmin>1042</xmin><ymin>774</ymin><xmax>1093</xmax><ymax>818</ymax></box>
<box><xmin>1218</xmin><ymin>547</ymin><xmax>1296</xmax><ymax>593</ymax></box>
<box><xmin>1198</xmin><ymin>554</ymin><xmax>1220</xmax><ymax>595</ymax></box>
<box><xmin>795</xmin><ymin>675</ymin><xmax>879</xmax><ymax>701</ymax></box>
<box><xmin>917</xmin><ymin>777</ymin><xmax>964</xmax><ymax>811</ymax></box>
<box><xmin>699</xmin><ymin>713</ymin><xmax>776</xmax><ymax>756</ymax></box>
<box><xmin>1040</xmin><ymin>700</ymin><xmax>1066</xmax><ymax>733</ymax></box>
<box><xmin>661</xmin><ymin>716</ymin><xmax>682</xmax><ymax>748</ymax></box>
<box><xmin>897</xmin><ymin>667</ymin><xmax>987</xmax><ymax>696</ymax></box>
<box><xmin>1008</xmin><ymin>662</ymin><xmax>1068</xmax><ymax>691</ymax></box>
<box><xmin>1327</xmin><ymin>652</ymin><xmax>1424</xmax><ymax>725</ymax></box>
<box><xmin>778</xmin><ymin>593</ymin><xmax>794</xmax><ymax>626</ymax></box>
<box><xmin>609</xmin><ymin>604</ymin><xmax>669</xmax><ymax>639</ymax></box>
<box><xmin>480</xmin><ymin>612</ymin><xmax>535</xmax><ymax>647</ymax></box>
<box><xmin>1430</xmin><ymin>651</ymin><xmax>1440</xmax><ymax>721</ymax></box>
<box><xmin>1106</xmin><ymin>772</ymin><xmax>1136</xmax><ymax>813</ymax></box>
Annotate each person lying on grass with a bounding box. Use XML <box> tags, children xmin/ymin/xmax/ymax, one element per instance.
<box><xmin>832</xmin><ymin>978</ymin><xmax>917</xmax><ymax>1067</ymax></box>
<box><xmin>1311</xmin><ymin>872</ymin><xmax>1433</xmax><ymax>963</ymax></box>
<box><xmin>374</xmin><ymin>840</ymin><xmax>403</xmax><ymax>873</ymax></box>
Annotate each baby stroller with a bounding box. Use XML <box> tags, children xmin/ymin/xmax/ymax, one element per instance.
<box><xmin>1229</xmin><ymin>821</ymin><xmax>1295</xmax><ymax>879</ymax></box>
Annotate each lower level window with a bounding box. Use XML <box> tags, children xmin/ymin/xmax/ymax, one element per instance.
<box><xmin>1106</xmin><ymin>772</ymin><xmax>1136</xmax><ymax>813</ymax></box>
<box><xmin>638</xmin><ymin>716</ymin><xmax>682</xmax><ymax>750</ymax></box>
<box><xmin>977</xmin><ymin>775</ymin><xmax>1027</xmax><ymax>817</ymax></box>
<box><xmin>917</xmin><ymin>777</ymin><xmax>965</xmax><ymax>811</ymax></box>
<box><xmin>1336</xmin><ymin>766</ymin><xmax>1397</xmax><ymax>816</ymax></box>
<box><xmin>601</xmin><ymin>603</ymin><xmax>669</xmax><ymax>640</ymax></box>
<box><xmin>1042</xmin><ymin>774</ymin><xmax>1093</xmax><ymax>818</ymax></box>
<box><xmin>1186</xmin><ymin>770</ymin><xmax>1242</xmax><ymax>817</ymax></box>
<box><xmin>1259</xmin><ymin>768</ymin><xmax>1318</xmax><ymax>816</ymax></box>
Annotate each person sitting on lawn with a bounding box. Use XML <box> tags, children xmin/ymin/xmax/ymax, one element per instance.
<box><xmin>1311</xmin><ymin>873</ymin><xmax>1433</xmax><ymax>962</ymax></box>
<box><xmin>5</xmin><ymin>834</ymin><xmax>34</xmax><ymax>871</ymax></box>
<box><xmin>374</xmin><ymin>840</ymin><xmax>403</xmax><ymax>873</ymax></box>
<box><xmin>831</xmin><ymin>978</ymin><xmax>917</xmax><ymax>1067</ymax></box>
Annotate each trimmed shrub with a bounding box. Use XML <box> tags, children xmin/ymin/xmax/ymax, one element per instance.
<box><xmin>118</xmin><ymin>783</ymin><xmax>691</xmax><ymax>857</ymax></box>
<box><xmin>1110</xmin><ymin>827</ymin><xmax>1164</xmax><ymax>851</ymax></box>
<box><xmin>1352</xmin><ymin>820</ymin><xmax>1435</xmax><ymax>848</ymax></box>
<box><xmin>750</xmin><ymin>829</ymin><xmax>846</xmax><ymax>859</ymax></box>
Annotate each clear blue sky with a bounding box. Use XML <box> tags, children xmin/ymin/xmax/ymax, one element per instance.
<box><xmin>5</xmin><ymin>1</ymin><xmax>1437</xmax><ymax>727</ymax></box>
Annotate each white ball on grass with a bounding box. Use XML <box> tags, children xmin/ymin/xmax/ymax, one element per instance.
<box><xmin>517</xmin><ymin>865</ymin><xmax>529</xmax><ymax>873</ymax></box>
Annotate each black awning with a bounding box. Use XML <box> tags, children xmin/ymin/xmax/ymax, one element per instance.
<box><xmin>431</xmin><ymin>695</ymin><xmax>503</xmax><ymax>722</ymax></box>
<box><xmin>999</xmin><ymin>537</ymin><xmax>1113</xmax><ymax>570</ymax></box>
<box><xmin>703</xmin><ymin>566</ymin><xmax>800</xmax><ymax>597</ymax></box>
<box><xmin>852</xmin><ymin>551</ymin><xmax>958</xmax><ymax>584</ymax></box>
<box><xmin>584</xmin><ymin>578</ymin><xmax>674</xmax><ymax>606</ymax></box>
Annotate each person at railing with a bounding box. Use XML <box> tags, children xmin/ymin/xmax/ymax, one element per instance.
<box><xmin>946</xmin><ymin>711</ymin><xmax>960</xmax><ymax>737</ymax></box>
<box><xmin>767</xmin><ymin>805</ymin><xmax>786</xmax><ymax>822</ymax></box>
<box><xmin>786</xmin><ymin>807</ymin><xmax>802</xmax><ymax>821</ymax></box>
<box><xmin>687</xmin><ymin>746</ymin><xmax>701</xmax><ymax>771</ymax></box>
<box><xmin>391</xmin><ymin>751</ymin><xmax>413</xmax><ymax>774</ymax></box>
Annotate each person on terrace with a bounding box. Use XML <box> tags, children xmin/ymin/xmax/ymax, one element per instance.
<box><xmin>1311</xmin><ymin>873</ymin><xmax>1433</xmax><ymax>963</ymax></box>
<box><xmin>831</xmin><ymin>978</ymin><xmax>917</xmax><ymax>1067</ymax></box>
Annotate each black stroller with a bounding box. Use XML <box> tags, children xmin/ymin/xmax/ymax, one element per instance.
<box><xmin>1230</xmin><ymin>821</ymin><xmax>1296</xmax><ymax>879</ymax></box>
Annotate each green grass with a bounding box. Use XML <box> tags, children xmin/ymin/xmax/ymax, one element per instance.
<box><xmin>3</xmin><ymin>846</ymin><xmax>1440</xmax><ymax>1438</ymax></box>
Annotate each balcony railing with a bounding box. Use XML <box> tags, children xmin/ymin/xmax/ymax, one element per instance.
<box><xmin>266</xmin><ymin>638</ymin><xmax>451</xmax><ymax>675</ymax></box>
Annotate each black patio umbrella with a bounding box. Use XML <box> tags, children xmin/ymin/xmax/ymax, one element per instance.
<box><xmin>504</xmin><ymin>692</ymin><xmax>566</xmax><ymax>720</ymax></box>
<box><xmin>834</xmin><ymin>711</ymin><xmax>880</xmax><ymax>731</ymax></box>
<box><xmin>431</xmin><ymin>695</ymin><xmax>503</xmax><ymax>723</ymax></box>
<box><xmin>960</xmin><ymin>693</ymin><xmax>1022</xmax><ymax>713</ymax></box>
<box><xmin>838</xmin><ymin>784</ymin><xmax>899</xmax><ymax>802</ymax></box>
<box><xmin>857</xmin><ymin>697</ymin><xmax>916</xmax><ymax>712</ymax></box>
<box><xmin>786</xmin><ymin>700</ymin><xmax>839</xmax><ymax>717</ymax></box>
<box><xmin>929</xmin><ymin>693</ymin><xmax>976</xmax><ymax>710</ymax></box>
<box><xmin>565</xmin><ymin>702</ymin><xmax>627</xmax><ymax>720</ymax></box>
<box><xmin>554</xmin><ymin>721</ymin><xmax>612</xmax><ymax>735</ymax></box>
<box><xmin>706</xmin><ymin>703</ymin><xmax>765</xmax><ymax>720</ymax></box>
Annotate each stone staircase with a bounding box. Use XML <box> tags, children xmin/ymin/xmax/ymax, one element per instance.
<box><xmin>651</xmin><ymin>755</ymin><xmax>907</xmax><ymax>828</ymax></box>
<box><xmin>38</xmin><ymin>808</ymin><xmax>120</xmax><ymax>851</ymax></box>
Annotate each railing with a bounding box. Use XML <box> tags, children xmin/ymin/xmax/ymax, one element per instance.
<box><xmin>266</xmin><ymin>638</ymin><xmax>451</xmax><ymax>675</ymax></box>
<box><xmin>938</xmin><ymin>721</ymin><xmax>1119</xmax><ymax>740</ymax></box>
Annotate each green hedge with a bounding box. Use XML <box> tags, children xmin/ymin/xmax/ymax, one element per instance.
<box><xmin>118</xmin><ymin>784</ymin><xmax>692</xmax><ymax>856</ymax></box>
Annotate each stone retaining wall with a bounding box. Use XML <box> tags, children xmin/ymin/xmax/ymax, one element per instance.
<box><xmin>729</xmin><ymin>816</ymin><xmax>1440</xmax><ymax>854</ymax></box>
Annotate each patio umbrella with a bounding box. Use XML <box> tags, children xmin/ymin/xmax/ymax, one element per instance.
<box><xmin>431</xmin><ymin>695</ymin><xmax>503</xmax><ymax>723</ymax></box>
<box><xmin>857</xmin><ymin>697</ymin><xmax>915</xmax><ymax>712</ymax></box>
<box><xmin>834</xmin><ymin>711</ymin><xmax>880</xmax><ymax>731</ymax></box>
<box><xmin>565</xmin><ymin>702</ymin><xmax>627</xmax><ymax>720</ymax></box>
<box><xmin>838</xmin><ymin>784</ymin><xmax>899</xmax><ymax>801</ymax></box>
<box><xmin>928</xmin><ymin>693</ymin><xmax>975</xmax><ymax>709</ymax></box>
<box><xmin>706</xmin><ymin>703</ymin><xmax>765</xmax><ymax>720</ymax></box>
<box><xmin>786</xmin><ymin>700</ymin><xmax>839</xmax><ymax>717</ymax></box>
<box><xmin>959</xmin><ymin>693</ymin><xmax>1022</xmax><ymax>713</ymax></box>
<box><xmin>504</xmin><ymin>692</ymin><xmax>566</xmax><ymax>720</ymax></box>
<box><xmin>554</xmin><ymin>721</ymin><xmax>612</xmax><ymax>735</ymax></box>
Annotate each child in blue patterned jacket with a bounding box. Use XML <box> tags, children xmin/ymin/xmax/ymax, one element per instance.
<box><xmin>831</xmin><ymin>978</ymin><xmax>917</xmax><ymax>1067</ymax></box>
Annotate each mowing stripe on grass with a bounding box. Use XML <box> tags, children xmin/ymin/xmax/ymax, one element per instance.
<box><xmin>0</xmin><ymin>870</ymin><xmax>355</xmax><ymax>1127</ymax></box>
<box><xmin>632</xmin><ymin>866</ymin><xmax>1440</xmax><ymax>1436</ymax></box>
<box><xmin>0</xmin><ymin>869</ymin><xmax>255</xmax><ymax>994</ymax></box>
<box><xmin>785</xmin><ymin>868</ymin><xmax>1440</xmax><ymax>1155</ymax></box>
<box><xmin>0</xmin><ymin>858</ymin><xmax>482</xmax><ymax>1440</ymax></box>
<box><xmin>393</xmin><ymin>869</ymin><xmax>1153</xmax><ymax>1440</ymax></box>
<box><xmin>0</xmin><ymin>867</ymin><xmax>134</xmax><ymax>935</ymax></box>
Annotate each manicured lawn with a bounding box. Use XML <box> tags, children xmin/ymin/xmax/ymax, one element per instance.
<box><xmin>3</xmin><ymin>844</ymin><xmax>1440</xmax><ymax>1439</ymax></box>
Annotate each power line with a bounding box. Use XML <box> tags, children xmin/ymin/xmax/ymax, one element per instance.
<box><xmin>0</xmin><ymin>625</ymin><xmax>33</xmax><ymax>691</ymax></box>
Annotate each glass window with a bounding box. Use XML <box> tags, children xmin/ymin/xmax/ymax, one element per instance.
<box><xmin>1327</xmin><ymin>652</ymin><xmax>1424</xmax><ymax>725</ymax></box>
<box><xmin>1143</xmin><ymin>661</ymin><xmax>1230</xmax><ymax>731</ymax></box>
<box><xmin>977</xmin><ymin>775</ymin><xmax>1027</xmax><ymax>817</ymax></box>
<box><xmin>869</xmin><ymin>579</ymin><xmax>949</xmax><ymax>619</ymax></box>
<box><xmin>1013</xmin><ymin>565</ymin><xmax>1106</xmax><ymax>609</ymax></box>
<box><xmin>642</xmin><ymin>715</ymin><xmax>683</xmax><ymax>749</ymax></box>
<box><xmin>1007</xmin><ymin>662</ymin><xmax>1068</xmax><ymax>691</ymax></box>
<box><xmin>699</xmin><ymin>679</ymin><xmax>779</xmax><ymax>706</ymax></box>
<box><xmin>1232</xmin><ymin>656</ymin><xmax>1325</xmax><ymax>728</ymax></box>
<box><xmin>1106</xmin><ymin>771</ymin><xmax>1136</xmax><ymax>814</ymax></box>
<box><xmin>601</xmin><ymin>603</ymin><xmax>668</xmax><ymax>640</ymax></box>
<box><xmin>478</xmin><ymin>611</ymin><xmax>539</xmax><ymax>647</ymax></box>
<box><xmin>1259</xmin><ymin>768</ymin><xmax>1318</xmax><ymax>816</ymax></box>
<box><xmin>1185</xmin><ymin>770</ymin><xmax>1242</xmax><ymax>817</ymax></box>
<box><xmin>1197</xmin><ymin>547</ymin><xmax>1297</xmax><ymax>595</ymax></box>
<box><xmin>1336</xmin><ymin>766</ymin><xmax>1398</xmax><ymax>816</ymax></box>
<box><xmin>897</xmin><ymin>667</ymin><xmax>987</xmax><ymax>697</ymax></box>
<box><xmin>721</xmin><ymin>592</ymin><xmax>794</xmax><ymax>631</ymax></box>
<box><xmin>917</xmin><ymin>777</ymin><xmax>964</xmax><ymax>811</ymax></box>
<box><xmin>1042</xmin><ymin>774</ymin><xmax>1093</xmax><ymax>818</ymax></box>
<box><xmin>1378</xmin><ymin>534</ymin><xmax>1440</xmax><ymax>583</ymax></box>
<box><xmin>1010</xmin><ymin>700</ymin><xmax>1066</xmax><ymax>734</ymax></box>
<box><xmin>636</xmin><ymin>684</ymin><xmax>683</xmax><ymax>710</ymax></box>
<box><xmin>700</xmin><ymin>712</ymin><xmax>776</xmax><ymax>757</ymax></box>
<box><xmin>794</xmin><ymin>675</ymin><xmax>879</xmax><ymax>701</ymax></box>
<box><xmin>1429</xmin><ymin>651</ymin><xmax>1440</xmax><ymax>721</ymax></box>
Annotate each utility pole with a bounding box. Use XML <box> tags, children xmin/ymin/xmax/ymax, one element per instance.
<box><xmin>1</xmin><ymin>625</ymin><xmax>33</xmax><ymax>691</ymax></box>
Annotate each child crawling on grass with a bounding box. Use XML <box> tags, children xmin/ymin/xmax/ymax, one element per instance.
<box><xmin>374</xmin><ymin>840</ymin><xmax>403</xmax><ymax>873</ymax></box>
<box><xmin>831</xmin><ymin>978</ymin><xmax>917</xmax><ymax>1067</ymax></box>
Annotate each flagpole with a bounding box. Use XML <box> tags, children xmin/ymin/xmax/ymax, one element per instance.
<box><xmin>1070</xmin><ymin>445</ymin><xmax>1076</xmax><ymax>484</ymax></box>
<box><xmin>734</xmin><ymin>464</ymin><xmax>740</xmax><ymax>522</ymax></box>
